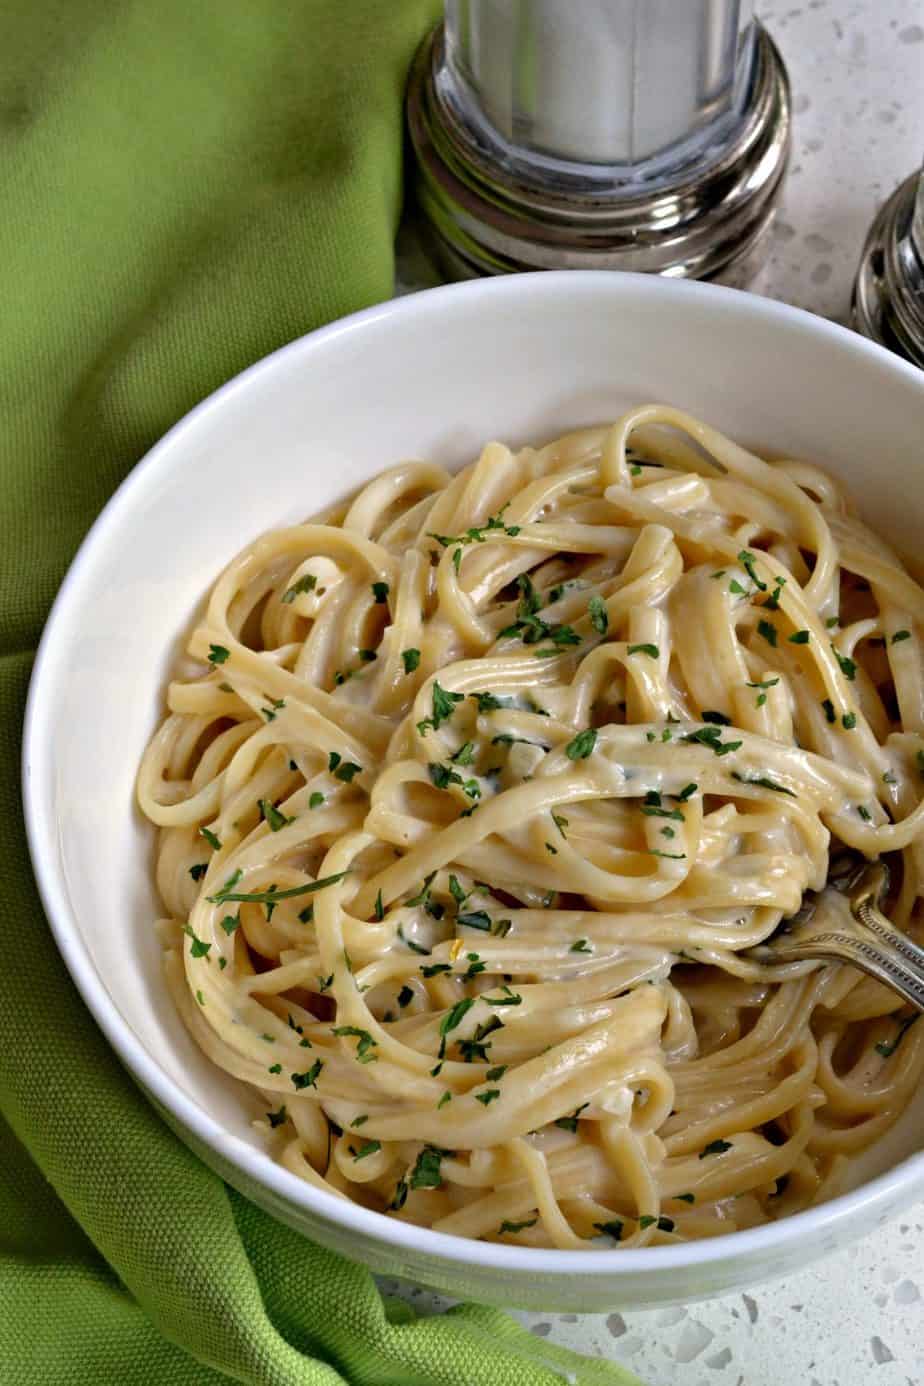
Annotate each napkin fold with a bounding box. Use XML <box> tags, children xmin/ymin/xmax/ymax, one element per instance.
<box><xmin>0</xmin><ymin>2</ymin><xmax>643</xmax><ymax>1383</ymax></box>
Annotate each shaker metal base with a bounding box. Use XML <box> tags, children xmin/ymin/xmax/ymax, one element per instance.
<box><xmin>406</xmin><ymin>22</ymin><xmax>791</xmax><ymax>285</ymax></box>
<box><xmin>853</xmin><ymin>173</ymin><xmax>924</xmax><ymax>369</ymax></box>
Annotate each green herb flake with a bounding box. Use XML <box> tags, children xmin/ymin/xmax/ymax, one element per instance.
<box><xmin>199</xmin><ymin>827</ymin><xmax>222</xmax><ymax>851</ymax></box>
<box><xmin>875</xmin><ymin>1013</ymin><xmax>919</xmax><ymax>1058</ymax></box>
<box><xmin>737</xmin><ymin>550</ymin><xmax>767</xmax><ymax>592</ymax></box>
<box><xmin>675</xmin><ymin>1192</ymin><xmax>696</xmax><ymax>1204</ymax></box>
<box><xmin>402</xmin><ymin>648</ymin><xmax>421</xmax><ymax>674</ymax></box>
<box><xmin>437</xmin><ymin>1091</ymin><xmax>452</xmax><ymax>1109</ymax></box>
<box><xmin>788</xmin><ymin>629</ymin><xmax>810</xmax><ymax>645</ymax></box>
<box><xmin>627</xmin><ymin>643</ymin><xmax>659</xmax><ymax>659</ymax></box>
<box><xmin>183</xmin><ymin>925</ymin><xmax>211</xmax><ymax>959</ymax></box>
<box><xmin>209</xmin><ymin>871</ymin><xmax>347</xmax><ymax>907</ymax></box>
<box><xmin>699</xmin><ymin>1138</ymin><xmax>732</xmax><ymax>1158</ymax></box>
<box><xmin>891</xmin><ymin>629</ymin><xmax>911</xmax><ymax>644</ymax></box>
<box><xmin>499</xmin><ymin>1217</ymin><xmax>538</xmax><ymax>1234</ymax></box>
<box><xmin>266</xmin><ymin>1105</ymin><xmax>287</xmax><ymax>1128</ymax></box>
<box><xmin>259</xmin><ymin>798</ymin><xmax>292</xmax><ymax>832</ymax></box>
<box><xmin>833</xmin><ymin>647</ymin><xmax>857</xmax><ymax>681</ymax></box>
<box><xmin>821</xmin><ymin>698</ymin><xmax>836</xmax><ymax>724</ymax></box>
<box><xmin>351</xmin><ymin>1139</ymin><xmax>382</xmax><ymax>1161</ymax></box>
<box><xmin>409</xmin><ymin>1146</ymin><xmax>447</xmax><ymax>1190</ymax></box>
<box><xmin>475</xmin><ymin>1089</ymin><xmax>501</xmax><ymax>1106</ymax></box>
<box><xmin>371</xmin><ymin>581</ymin><xmax>389</xmax><ymax>604</ymax></box>
<box><xmin>592</xmin><ymin>1220</ymin><xmax>622</xmax><ymax>1241</ymax></box>
<box><xmin>757</xmin><ymin>619</ymin><xmax>778</xmax><ymax>648</ymax></box>
<box><xmin>189</xmin><ymin>863</ymin><xmax>208</xmax><ymax>882</ymax></box>
<box><xmin>208</xmin><ymin>644</ymin><xmax>230</xmax><ymax>665</ymax></box>
<box><xmin>842</xmin><ymin>712</ymin><xmax>857</xmax><ymax>730</ymax></box>
<box><xmin>332</xmin><ymin>1026</ymin><xmax>378</xmax><ymax>1063</ymax></box>
<box><xmin>589</xmin><ymin>595</ymin><xmax>608</xmax><ymax>635</ymax></box>
<box><xmin>291</xmin><ymin>1059</ymin><xmax>323</xmax><ymax>1090</ymax></box>
<box><xmin>565</xmin><ymin>727</ymin><xmax>597</xmax><ymax>760</ymax></box>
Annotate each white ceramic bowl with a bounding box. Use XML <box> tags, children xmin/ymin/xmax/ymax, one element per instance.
<box><xmin>24</xmin><ymin>272</ymin><xmax>924</xmax><ymax>1312</ymax></box>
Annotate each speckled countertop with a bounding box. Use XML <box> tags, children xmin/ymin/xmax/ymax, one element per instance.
<box><xmin>392</xmin><ymin>3</ymin><xmax>924</xmax><ymax>1381</ymax></box>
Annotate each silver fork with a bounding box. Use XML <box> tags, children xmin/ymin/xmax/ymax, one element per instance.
<box><xmin>749</xmin><ymin>850</ymin><xmax>924</xmax><ymax>1011</ymax></box>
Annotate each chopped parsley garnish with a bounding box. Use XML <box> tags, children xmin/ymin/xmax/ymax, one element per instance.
<box><xmin>291</xmin><ymin>1060</ymin><xmax>323</xmax><ymax>1089</ymax></box>
<box><xmin>421</xmin><ymin>961</ymin><xmax>452</xmax><ymax>979</ymax></box>
<box><xmin>891</xmin><ymin>630</ymin><xmax>911</xmax><ymax>644</ymax></box>
<box><xmin>397</xmin><ymin>985</ymin><xmax>414</xmax><ymax>1008</ymax></box>
<box><xmin>374</xmin><ymin>889</ymin><xmax>385</xmax><ymax>922</ymax></box>
<box><xmin>268</xmin><ymin>1062</ymin><xmax>282</xmax><ymax>1074</ymax></box>
<box><xmin>641</xmin><ymin>791</ymin><xmax>684</xmax><ymax>821</ymax></box>
<box><xmin>842</xmin><ymin>712</ymin><xmax>857</xmax><ymax>730</ymax></box>
<box><xmin>350</xmin><ymin>1139</ymin><xmax>382</xmax><ymax>1161</ymax></box>
<box><xmin>570</xmin><ymin>939</ymin><xmax>592</xmax><ymax>953</ymax></box>
<box><xmin>589</xmin><ymin>595</ymin><xmax>608</xmax><ymax>635</ymax></box>
<box><xmin>857</xmin><ymin>804</ymin><xmax>872</xmax><ymax>821</ymax></box>
<box><xmin>358</xmin><ymin>648</ymin><xmax>377</xmax><ymax>663</ymax></box>
<box><xmin>390</xmin><ymin>1180</ymin><xmax>408</xmax><ymax>1210</ymax></box>
<box><xmin>260</xmin><ymin>697</ymin><xmax>286</xmax><ymax>722</ymax></box>
<box><xmin>448</xmin><ymin>874</ymin><xmax>468</xmax><ymax>905</ymax></box>
<box><xmin>417</xmin><ymin>681</ymin><xmax>464</xmax><ymax>735</ymax></box>
<box><xmin>475</xmin><ymin>1089</ymin><xmax>500</xmax><ymax>1106</ymax></box>
<box><xmin>440</xmin><ymin>998</ymin><xmax>475</xmax><ymax>1044</ymax></box>
<box><xmin>825</xmin><ymin>616</ymin><xmax>839</xmax><ymax>628</ymax></box>
<box><xmin>208</xmin><ymin>644</ymin><xmax>230</xmax><ymax>665</ymax></box>
<box><xmin>649</xmin><ymin>849</ymin><xmax>686</xmax><ymax>859</ymax></box>
<box><xmin>259</xmin><ymin>799</ymin><xmax>292</xmax><ymax>832</ymax></box>
<box><xmin>729</xmin><ymin>578</ymin><xmax>750</xmax><ymax>597</ymax></box>
<box><xmin>699</xmin><ymin>1138</ymin><xmax>732</xmax><ymax>1158</ymax></box>
<box><xmin>554</xmin><ymin>1103</ymin><xmax>589</xmax><ymax>1133</ymax></box>
<box><xmin>682</xmin><ymin>726</ymin><xmax>742</xmax><ymax>756</ymax></box>
<box><xmin>266</xmin><ymin>1105</ymin><xmax>287</xmax><ymax>1128</ymax></box>
<box><xmin>552</xmin><ymin>812</ymin><xmax>569</xmax><ymax>836</ymax></box>
<box><xmin>199</xmin><ymin>827</ymin><xmax>222</xmax><ymax>851</ymax></box>
<box><xmin>457</xmin><ymin>1017</ymin><xmax>502</xmax><ymax>1063</ymax></box>
<box><xmin>451</xmin><ymin>548</ymin><xmax>462</xmax><ymax>575</ymax></box>
<box><xmin>429</xmin><ymin>505</ymin><xmax>522</xmax><ymax>549</ymax></box>
<box><xmin>334</xmin><ymin>761</ymin><xmax>362</xmax><ymax>783</ymax></box>
<box><xmin>833</xmin><ymin>647</ymin><xmax>857</xmax><ymax>680</ymax></box>
<box><xmin>746</xmin><ymin>677</ymin><xmax>779</xmax><ymax>691</ymax></box>
<box><xmin>456</xmin><ymin>910</ymin><xmax>492</xmax><ymax>931</ymax></box>
<box><xmin>486</xmin><ymin>1065</ymin><xmax>507</xmax><ymax>1081</ymax></box>
<box><xmin>299</xmin><ymin>905</ymin><xmax>314</xmax><ymax>924</ymax></box>
<box><xmin>208</xmin><ymin>870</ymin><xmax>348</xmax><ymax>906</ymax></box>
<box><xmin>757</xmin><ymin>619</ymin><xmax>777</xmax><ymax>648</ymax></box>
<box><xmin>308</xmin><ymin>791</ymin><xmax>325</xmax><ymax>810</ymax></box>
<box><xmin>821</xmin><ymin>698</ymin><xmax>836</xmax><ymax>724</ymax></box>
<box><xmin>702</xmin><ymin>710</ymin><xmax>731</xmax><ymax>725</ymax></box>
<box><xmin>183</xmin><ymin>924</ymin><xmax>211</xmax><ymax>959</ymax></box>
<box><xmin>738</xmin><ymin>550</ymin><xmax>767</xmax><ymax>592</ymax></box>
<box><xmin>731</xmin><ymin>771</ymin><xmax>796</xmax><ymax>797</ymax></box>
<box><xmin>484</xmin><ymin>985</ymin><xmax>522</xmax><ymax>1006</ymax></box>
<box><xmin>788</xmin><ymin>629</ymin><xmax>810</xmax><ymax>645</ymax></box>
<box><xmin>875</xmin><ymin>1013</ymin><xmax>919</xmax><ymax>1058</ymax></box>
<box><xmin>409</xmin><ymin>1146</ymin><xmax>448</xmax><ymax>1189</ymax></box>
<box><xmin>282</xmin><ymin>573</ymin><xmax>318</xmax><ymax>604</ymax></box>
<box><xmin>675</xmin><ymin>1192</ymin><xmax>696</xmax><ymax>1204</ymax></box>
<box><xmin>677</xmin><ymin>783</ymin><xmax>698</xmax><ymax>800</ymax></box>
<box><xmin>351</xmin><ymin>1114</ymin><xmax>368</xmax><ymax>1128</ymax></box>
<box><xmin>565</xmin><ymin>727</ymin><xmax>597</xmax><ymax>760</ymax></box>
<box><xmin>397</xmin><ymin>923</ymin><xmax>431</xmax><ymax>955</ymax></box>
<box><xmin>438</xmin><ymin>1091</ymin><xmax>452</xmax><ymax>1109</ymax></box>
<box><xmin>638</xmin><ymin>1215</ymin><xmax>675</xmax><ymax>1232</ymax></box>
<box><xmin>545</xmin><ymin>841</ymin><xmax>558</xmax><ymax>855</ymax></box>
<box><xmin>499</xmin><ymin>1217</ymin><xmax>537</xmax><ymax>1234</ymax></box>
<box><xmin>470</xmin><ymin>691</ymin><xmax>514</xmax><ymax>713</ymax></box>
<box><xmin>592</xmin><ymin>1220</ymin><xmax>622</xmax><ymax>1241</ymax></box>
<box><xmin>371</xmin><ymin>581</ymin><xmax>389</xmax><ymax>604</ymax></box>
<box><xmin>627</xmin><ymin>643</ymin><xmax>659</xmax><ymax>659</ymax></box>
<box><xmin>189</xmin><ymin>863</ymin><xmax>208</xmax><ymax>882</ymax></box>
<box><xmin>402</xmin><ymin>648</ymin><xmax>421</xmax><ymax>674</ymax></box>
<box><xmin>219</xmin><ymin>913</ymin><xmax>239</xmax><ymax>935</ymax></box>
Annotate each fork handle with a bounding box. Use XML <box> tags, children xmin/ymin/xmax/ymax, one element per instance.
<box><xmin>768</xmin><ymin>926</ymin><xmax>924</xmax><ymax>1012</ymax></box>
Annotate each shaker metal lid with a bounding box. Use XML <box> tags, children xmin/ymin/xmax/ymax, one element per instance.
<box><xmin>407</xmin><ymin>22</ymin><xmax>791</xmax><ymax>283</ymax></box>
<box><xmin>853</xmin><ymin>172</ymin><xmax>924</xmax><ymax>370</ymax></box>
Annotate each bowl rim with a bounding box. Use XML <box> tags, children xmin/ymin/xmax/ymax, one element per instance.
<box><xmin>23</xmin><ymin>269</ymin><xmax>924</xmax><ymax>1278</ymax></box>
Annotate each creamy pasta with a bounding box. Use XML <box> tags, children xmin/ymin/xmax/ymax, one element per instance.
<box><xmin>137</xmin><ymin>404</ymin><xmax>924</xmax><ymax>1248</ymax></box>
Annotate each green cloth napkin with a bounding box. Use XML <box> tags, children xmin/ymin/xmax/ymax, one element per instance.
<box><xmin>0</xmin><ymin>4</ymin><xmax>644</xmax><ymax>1383</ymax></box>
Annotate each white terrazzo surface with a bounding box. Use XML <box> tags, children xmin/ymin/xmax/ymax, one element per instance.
<box><xmin>391</xmin><ymin>2</ymin><xmax>924</xmax><ymax>1380</ymax></box>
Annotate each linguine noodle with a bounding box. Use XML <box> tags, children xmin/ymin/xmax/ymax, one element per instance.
<box><xmin>137</xmin><ymin>405</ymin><xmax>924</xmax><ymax>1248</ymax></box>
